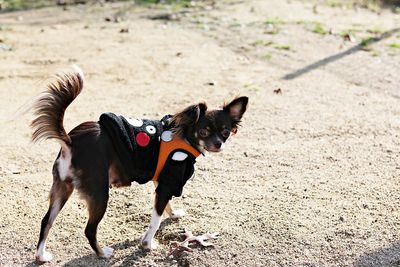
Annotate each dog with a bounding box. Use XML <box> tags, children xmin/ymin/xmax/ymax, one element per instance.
<box><xmin>30</xmin><ymin>66</ymin><xmax>248</xmax><ymax>262</ymax></box>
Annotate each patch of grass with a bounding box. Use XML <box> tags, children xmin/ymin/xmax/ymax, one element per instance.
<box><xmin>264</xmin><ymin>17</ymin><xmax>285</xmax><ymax>35</ymax></box>
<box><xmin>229</xmin><ymin>22</ymin><xmax>242</xmax><ymax>28</ymax></box>
<box><xmin>0</xmin><ymin>0</ymin><xmax>53</xmax><ymax>11</ymax></box>
<box><xmin>137</xmin><ymin>0</ymin><xmax>206</xmax><ymax>10</ymax></box>
<box><xmin>360</xmin><ymin>37</ymin><xmax>376</xmax><ymax>46</ymax></box>
<box><xmin>264</xmin><ymin>17</ymin><xmax>286</xmax><ymax>26</ymax></box>
<box><xmin>389</xmin><ymin>43</ymin><xmax>400</xmax><ymax>49</ymax></box>
<box><xmin>360</xmin><ymin>37</ymin><xmax>377</xmax><ymax>51</ymax></box>
<box><xmin>274</xmin><ymin>44</ymin><xmax>291</xmax><ymax>50</ymax></box>
<box><xmin>326</xmin><ymin>0</ymin><xmax>353</xmax><ymax>9</ymax></box>
<box><xmin>362</xmin><ymin>1</ymin><xmax>381</xmax><ymax>12</ymax></box>
<box><xmin>367</xmin><ymin>26</ymin><xmax>386</xmax><ymax>34</ymax></box>
<box><xmin>135</xmin><ymin>0</ymin><xmax>202</xmax><ymax>12</ymax></box>
<box><xmin>264</xmin><ymin>27</ymin><xmax>280</xmax><ymax>35</ymax></box>
<box><xmin>243</xmin><ymin>83</ymin><xmax>262</xmax><ymax>91</ymax></box>
<box><xmin>327</xmin><ymin>0</ymin><xmax>344</xmax><ymax>7</ymax></box>
<box><xmin>252</xmin><ymin>40</ymin><xmax>274</xmax><ymax>46</ymax></box>
<box><xmin>0</xmin><ymin>25</ymin><xmax>11</xmax><ymax>31</ymax></box>
<box><xmin>312</xmin><ymin>22</ymin><xmax>328</xmax><ymax>35</ymax></box>
<box><xmin>370</xmin><ymin>50</ymin><xmax>380</xmax><ymax>56</ymax></box>
<box><xmin>136</xmin><ymin>0</ymin><xmax>191</xmax><ymax>4</ymax></box>
<box><xmin>294</xmin><ymin>20</ymin><xmax>308</xmax><ymax>25</ymax></box>
<box><xmin>262</xmin><ymin>53</ymin><xmax>272</xmax><ymax>60</ymax></box>
<box><xmin>325</xmin><ymin>0</ymin><xmax>381</xmax><ymax>12</ymax></box>
<box><xmin>297</xmin><ymin>20</ymin><xmax>329</xmax><ymax>35</ymax></box>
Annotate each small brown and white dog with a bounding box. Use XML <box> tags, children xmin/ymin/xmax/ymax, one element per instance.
<box><xmin>30</xmin><ymin>66</ymin><xmax>248</xmax><ymax>262</ymax></box>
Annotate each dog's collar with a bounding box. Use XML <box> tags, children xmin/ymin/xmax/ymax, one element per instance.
<box><xmin>185</xmin><ymin>136</ymin><xmax>204</xmax><ymax>156</ymax></box>
<box><xmin>160</xmin><ymin>114</ymin><xmax>204</xmax><ymax>156</ymax></box>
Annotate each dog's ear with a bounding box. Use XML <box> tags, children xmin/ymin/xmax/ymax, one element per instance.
<box><xmin>177</xmin><ymin>102</ymin><xmax>207</xmax><ymax>124</ymax></box>
<box><xmin>189</xmin><ymin>102</ymin><xmax>207</xmax><ymax>124</ymax></box>
<box><xmin>171</xmin><ymin>103</ymin><xmax>207</xmax><ymax>137</ymax></box>
<box><xmin>223</xmin><ymin>96</ymin><xmax>248</xmax><ymax>123</ymax></box>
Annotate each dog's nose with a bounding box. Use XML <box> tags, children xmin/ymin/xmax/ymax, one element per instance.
<box><xmin>214</xmin><ymin>142</ymin><xmax>222</xmax><ymax>149</ymax></box>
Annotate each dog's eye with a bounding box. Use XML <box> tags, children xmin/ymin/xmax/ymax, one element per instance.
<box><xmin>221</xmin><ymin>129</ymin><xmax>230</xmax><ymax>138</ymax></box>
<box><xmin>198</xmin><ymin>129</ymin><xmax>209</xmax><ymax>138</ymax></box>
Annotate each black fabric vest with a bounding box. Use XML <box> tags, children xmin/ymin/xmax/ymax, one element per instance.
<box><xmin>99</xmin><ymin>112</ymin><xmax>163</xmax><ymax>184</ymax></box>
<box><xmin>98</xmin><ymin>112</ymin><xmax>197</xmax><ymax>198</ymax></box>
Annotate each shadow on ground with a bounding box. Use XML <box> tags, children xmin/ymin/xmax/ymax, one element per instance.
<box><xmin>60</xmin><ymin>218</ymin><xmax>179</xmax><ymax>266</ymax></box>
<box><xmin>61</xmin><ymin>238</ymin><xmax>146</xmax><ymax>267</ymax></box>
<box><xmin>282</xmin><ymin>28</ymin><xmax>400</xmax><ymax>80</ymax></box>
<box><xmin>354</xmin><ymin>242</ymin><xmax>400</xmax><ymax>267</ymax></box>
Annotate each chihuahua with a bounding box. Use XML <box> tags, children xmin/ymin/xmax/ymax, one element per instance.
<box><xmin>31</xmin><ymin>66</ymin><xmax>248</xmax><ymax>262</ymax></box>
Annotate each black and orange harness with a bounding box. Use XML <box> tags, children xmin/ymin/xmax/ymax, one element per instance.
<box><xmin>151</xmin><ymin>137</ymin><xmax>201</xmax><ymax>182</ymax></box>
<box><xmin>99</xmin><ymin>113</ymin><xmax>201</xmax><ymax>199</ymax></box>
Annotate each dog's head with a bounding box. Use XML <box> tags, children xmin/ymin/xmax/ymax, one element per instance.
<box><xmin>171</xmin><ymin>96</ymin><xmax>248</xmax><ymax>152</ymax></box>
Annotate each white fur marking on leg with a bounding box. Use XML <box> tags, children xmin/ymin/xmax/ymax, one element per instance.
<box><xmin>141</xmin><ymin>208</ymin><xmax>162</xmax><ymax>250</ymax></box>
<box><xmin>35</xmin><ymin>200</ymin><xmax>61</xmax><ymax>262</ymax></box>
<box><xmin>35</xmin><ymin>242</ymin><xmax>53</xmax><ymax>262</ymax></box>
<box><xmin>170</xmin><ymin>209</ymin><xmax>185</xmax><ymax>219</ymax></box>
<box><xmin>101</xmin><ymin>246</ymin><xmax>114</xmax><ymax>258</ymax></box>
<box><xmin>57</xmin><ymin>148</ymin><xmax>72</xmax><ymax>181</ymax></box>
<box><xmin>49</xmin><ymin>200</ymin><xmax>60</xmax><ymax>223</ymax></box>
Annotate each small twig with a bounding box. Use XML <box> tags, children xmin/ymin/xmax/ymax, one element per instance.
<box><xmin>168</xmin><ymin>229</ymin><xmax>219</xmax><ymax>257</ymax></box>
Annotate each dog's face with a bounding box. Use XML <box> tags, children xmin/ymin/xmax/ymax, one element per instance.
<box><xmin>171</xmin><ymin>97</ymin><xmax>248</xmax><ymax>152</ymax></box>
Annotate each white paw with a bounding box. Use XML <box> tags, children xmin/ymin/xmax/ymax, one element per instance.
<box><xmin>170</xmin><ymin>209</ymin><xmax>185</xmax><ymax>219</ymax></box>
<box><xmin>100</xmin><ymin>246</ymin><xmax>114</xmax><ymax>258</ymax></box>
<box><xmin>35</xmin><ymin>250</ymin><xmax>53</xmax><ymax>262</ymax></box>
<box><xmin>141</xmin><ymin>238</ymin><xmax>158</xmax><ymax>250</ymax></box>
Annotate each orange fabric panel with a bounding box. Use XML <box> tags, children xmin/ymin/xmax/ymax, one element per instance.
<box><xmin>151</xmin><ymin>138</ymin><xmax>201</xmax><ymax>181</ymax></box>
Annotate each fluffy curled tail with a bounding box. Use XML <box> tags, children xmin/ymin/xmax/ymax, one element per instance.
<box><xmin>31</xmin><ymin>66</ymin><xmax>84</xmax><ymax>147</ymax></box>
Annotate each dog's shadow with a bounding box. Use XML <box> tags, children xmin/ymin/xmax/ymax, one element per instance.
<box><xmin>60</xmin><ymin>217</ymin><xmax>178</xmax><ymax>266</ymax></box>
<box><xmin>60</xmin><ymin>238</ymin><xmax>144</xmax><ymax>267</ymax></box>
<box><xmin>23</xmin><ymin>218</ymin><xmax>178</xmax><ymax>267</ymax></box>
<box><xmin>22</xmin><ymin>239</ymin><xmax>146</xmax><ymax>267</ymax></box>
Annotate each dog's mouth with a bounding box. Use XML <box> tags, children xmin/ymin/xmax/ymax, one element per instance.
<box><xmin>198</xmin><ymin>140</ymin><xmax>224</xmax><ymax>153</ymax></box>
<box><xmin>204</xmin><ymin>143</ymin><xmax>224</xmax><ymax>153</ymax></box>
<box><xmin>205</xmin><ymin>146</ymin><xmax>222</xmax><ymax>153</ymax></box>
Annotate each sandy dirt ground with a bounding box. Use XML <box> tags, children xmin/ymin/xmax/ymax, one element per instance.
<box><xmin>0</xmin><ymin>0</ymin><xmax>400</xmax><ymax>266</ymax></box>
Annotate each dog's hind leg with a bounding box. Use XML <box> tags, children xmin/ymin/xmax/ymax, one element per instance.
<box><xmin>35</xmin><ymin>179</ymin><xmax>74</xmax><ymax>262</ymax></box>
<box><xmin>164</xmin><ymin>201</ymin><xmax>185</xmax><ymax>219</ymax></box>
<box><xmin>83</xmin><ymin>184</ymin><xmax>113</xmax><ymax>258</ymax></box>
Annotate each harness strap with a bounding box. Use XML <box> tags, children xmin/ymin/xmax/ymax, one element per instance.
<box><xmin>151</xmin><ymin>137</ymin><xmax>201</xmax><ymax>181</ymax></box>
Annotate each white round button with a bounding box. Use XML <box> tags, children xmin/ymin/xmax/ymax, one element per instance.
<box><xmin>146</xmin><ymin>125</ymin><xmax>156</xmax><ymax>135</ymax></box>
<box><xmin>127</xmin><ymin>118</ymin><xmax>143</xmax><ymax>127</ymax></box>
<box><xmin>161</xmin><ymin>130</ymin><xmax>173</xmax><ymax>142</ymax></box>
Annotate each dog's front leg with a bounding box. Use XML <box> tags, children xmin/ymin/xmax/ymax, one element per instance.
<box><xmin>141</xmin><ymin>194</ymin><xmax>169</xmax><ymax>250</ymax></box>
<box><xmin>152</xmin><ymin>181</ymin><xmax>185</xmax><ymax>219</ymax></box>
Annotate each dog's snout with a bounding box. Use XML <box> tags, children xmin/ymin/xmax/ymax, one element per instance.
<box><xmin>214</xmin><ymin>142</ymin><xmax>222</xmax><ymax>149</ymax></box>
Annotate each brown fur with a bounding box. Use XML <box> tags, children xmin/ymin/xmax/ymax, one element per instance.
<box><xmin>170</xmin><ymin>102</ymin><xmax>207</xmax><ymax>139</ymax></box>
<box><xmin>31</xmin><ymin>67</ymin><xmax>83</xmax><ymax>146</ymax></box>
<box><xmin>30</xmin><ymin>66</ymin><xmax>248</xmax><ymax>262</ymax></box>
